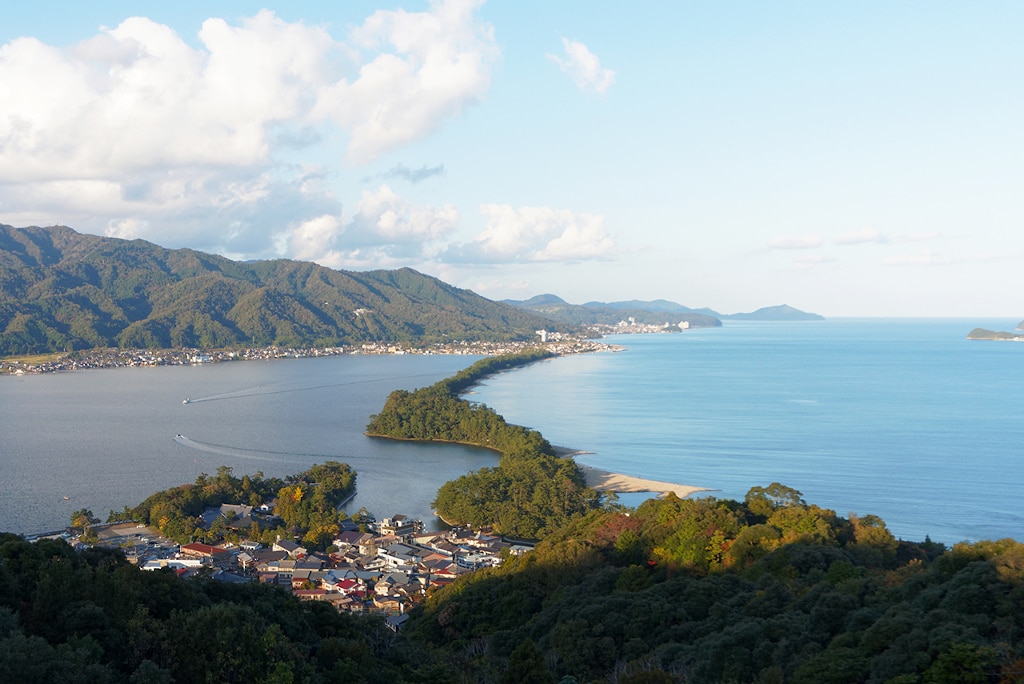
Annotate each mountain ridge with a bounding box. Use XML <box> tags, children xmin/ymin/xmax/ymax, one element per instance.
<box><xmin>0</xmin><ymin>224</ymin><xmax>572</xmax><ymax>356</ymax></box>
<box><xmin>502</xmin><ymin>294</ymin><xmax>722</xmax><ymax>328</ymax></box>
<box><xmin>503</xmin><ymin>295</ymin><xmax>823</xmax><ymax>325</ymax></box>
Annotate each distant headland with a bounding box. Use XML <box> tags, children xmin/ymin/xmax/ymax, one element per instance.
<box><xmin>967</xmin><ymin>322</ymin><xmax>1024</xmax><ymax>341</ymax></box>
<box><xmin>503</xmin><ymin>294</ymin><xmax>823</xmax><ymax>327</ymax></box>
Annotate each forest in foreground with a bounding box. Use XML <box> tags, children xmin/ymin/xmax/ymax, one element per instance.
<box><xmin>2</xmin><ymin>488</ymin><xmax>1023</xmax><ymax>682</ymax></box>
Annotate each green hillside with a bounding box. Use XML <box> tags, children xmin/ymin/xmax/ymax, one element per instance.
<box><xmin>2</xmin><ymin>488</ymin><xmax>1021</xmax><ymax>682</ymax></box>
<box><xmin>0</xmin><ymin>225</ymin><xmax>571</xmax><ymax>356</ymax></box>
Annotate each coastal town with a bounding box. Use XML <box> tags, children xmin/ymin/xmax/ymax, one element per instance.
<box><xmin>0</xmin><ymin>322</ymin><xmax>694</xmax><ymax>375</ymax></box>
<box><xmin>0</xmin><ymin>338</ymin><xmax>594</xmax><ymax>375</ymax></box>
<box><xmin>52</xmin><ymin>507</ymin><xmax>529</xmax><ymax>629</ymax></box>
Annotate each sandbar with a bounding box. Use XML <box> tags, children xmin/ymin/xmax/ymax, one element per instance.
<box><xmin>553</xmin><ymin>446</ymin><xmax>710</xmax><ymax>499</ymax></box>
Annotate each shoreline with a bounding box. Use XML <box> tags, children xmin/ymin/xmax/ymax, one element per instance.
<box><xmin>553</xmin><ymin>446</ymin><xmax>710</xmax><ymax>499</ymax></box>
<box><xmin>366</xmin><ymin>437</ymin><xmax>712</xmax><ymax>501</ymax></box>
<box><xmin>1</xmin><ymin>337</ymin><xmax>618</xmax><ymax>375</ymax></box>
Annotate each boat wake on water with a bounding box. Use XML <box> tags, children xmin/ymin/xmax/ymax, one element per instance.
<box><xmin>180</xmin><ymin>372</ymin><xmax>446</xmax><ymax>405</ymax></box>
<box><xmin>173</xmin><ymin>434</ymin><xmax>357</xmax><ymax>464</ymax></box>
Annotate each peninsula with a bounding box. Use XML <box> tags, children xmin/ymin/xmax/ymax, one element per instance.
<box><xmin>576</xmin><ymin>462</ymin><xmax>710</xmax><ymax>499</ymax></box>
<box><xmin>366</xmin><ymin>349</ymin><xmax>706</xmax><ymax>538</ymax></box>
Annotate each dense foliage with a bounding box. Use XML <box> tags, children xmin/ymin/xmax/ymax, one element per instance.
<box><xmin>0</xmin><ymin>224</ymin><xmax>571</xmax><ymax>355</ymax></box>
<box><xmin>367</xmin><ymin>349</ymin><xmax>558</xmax><ymax>457</ymax></box>
<box><xmin>406</xmin><ymin>486</ymin><xmax>1024</xmax><ymax>683</ymax></box>
<box><xmin>5</xmin><ymin>486</ymin><xmax>1022</xmax><ymax>682</ymax></box>
<box><xmin>0</xmin><ymin>535</ymin><xmax>398</xmax><ymax>683</ymax></box>
<box><xmin>125</xmin><ymin>463</ymin><xmax>355</xmax><ymax>549</ymax></box>
<box><xmin>367</xmin><ymin>350</ymin><xmax>604</xmax><ymax>538</ymax></box>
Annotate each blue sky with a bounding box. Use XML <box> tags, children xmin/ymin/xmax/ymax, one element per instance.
<box><xmin>2</xmin><ymin>1</ymin><xmax>1022</xmax><ymax>317</ymax></box>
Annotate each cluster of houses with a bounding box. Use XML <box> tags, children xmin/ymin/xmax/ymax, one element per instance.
<box><xmin>3</xmin><ymin>336</ymin><xmax>612</xmax><ymax>375</ymax></box>
<box><xmin>112</xmin><ymin>508</ymin><xmax>531</xmax><ymax>628</ymax></box>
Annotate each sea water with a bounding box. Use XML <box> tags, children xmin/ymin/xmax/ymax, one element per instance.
<box><xmin>3</xmin><ymin>320</ymin><xmax>1021</xmax><ymax>544</ymax></box>
<box><xmin>0</xmin><ymin>354</ymin><xmax>491</xmax><ymax>535</ymax></box>
<box><xmin>470</xmin><ymin>319</ymin><xmax>1024</xmax><ymax>544</ymax></box>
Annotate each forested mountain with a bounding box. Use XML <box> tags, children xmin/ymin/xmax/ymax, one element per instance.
<box><xmin>585</xmin><ymin>299</ymin><xmax>824</xmax><ymax>321</ymax></box>
<box><xmin>724</xmin><ymin>304</ymin><xmax>825</xmax><ymax>321</ymax></box>
<box><xmin>0</xmin><ymin>224</ymin><xmax>571</xmax><ymax>355</ymax></box>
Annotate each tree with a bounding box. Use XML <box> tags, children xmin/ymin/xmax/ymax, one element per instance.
<box><xmin>70</xmin><ymin>509</ymin><xmax>100</xmax><ymax>533</ymax></box>
<box><xmin>500</xmin><ymin>638</ymin><xmax>555</xmax><ymax>684</ymax></box>
<box><xmin>745</xmin><ymin>483</ymin><xmax>805</xmax><ymax>518</ymax></box>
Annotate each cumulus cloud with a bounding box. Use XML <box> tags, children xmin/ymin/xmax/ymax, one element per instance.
<box><xmin>349</xmin><ymin>184</ymin><xmax>458</xmax><ymax>248</ymax></box>
<box><xmin>1</xmin><ymin>13</ymin><xmax>333</xmax><ymax>183</ymax></box>
<box><xmin>768</xmin><ymin>235</ymin><xmax>824</xmax><ymax>250</ymax></box>
<box><xmin>547</xmin><ymin>38</ymin><xmax>615</xmax><ymax>94</ymax></box>
<box><xmin>445</xmin><ymin>205</ymin><xmax>616</xmax><ymax>263</ymax></box>
<box><xmin>281</xmin><ymin>184</ymin><xmax>459</xmax><ymax>269</ymax></box>
<box><xmin>313</xmin><ymin>0</ymin><xmax>497</xmax><ymax>163</ymax></box>
<box><xmin>0</xmin><ymin>2</ymin><xmax>495</xmax><ymax>262</ymax></box>
<box><xmin>836</xmin><ymin>226</ymin><xmax>887</xmax><ymax>245</ymax></box>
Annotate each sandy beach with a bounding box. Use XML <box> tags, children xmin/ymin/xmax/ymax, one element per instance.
<box><xmin>553</xmin><ymin>447</ymin><xmax>710</xmax><ymax>499</ymax></box>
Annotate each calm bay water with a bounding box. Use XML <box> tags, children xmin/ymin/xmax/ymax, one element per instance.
<box><xmin>470</xmin><ymin>319</ymin><xmax>1024</xmax><ymax>544</ymax></box>
<box><xmin>0</xmin><ymin>354</ymin><xmax>491</xmax><ymax>535</ymax></box>
<box><xmin>2</xmin><ymin>320</ymin><xmax>1022</xmax><ymax>544</ymax></box>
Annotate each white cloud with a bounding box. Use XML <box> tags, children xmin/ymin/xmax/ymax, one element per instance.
<box><xmin>105</xmin><ymin>217</ymin><xmax>148</xmax><ymax>240</ymax></box>
<box><xmin>768</xmin><ymin>235</ymin><xmax>824</xmax><ymax>250</ymax></box>
<box><xmin>445</xmin><ymin>205</ymin><xmax>616</xmax><ymax>263</ymax></box>
<box><xmin>547</xmin><ymin>38</ymin><xmax>615</xmax><ymax>95</ymax></box>
<box><xmin>281</xmin><ymin>185</ymin><xmax>459</xmax><ymax>269</ymax></box>
<box><xmin>0</xmin><ymin>13</ymin><xmax>333</xmax><ymax>183</ymax></box>
<box><xmin>348</xmin><ymin>184</ymin><xmax>459</xmax><ymax>250</ymax></box>
<box><xmin>313</xmin><ymin>0</ymin><xmax>497</xmax><ymax>163</ymax></box>
<box><xmin>287</xmin><ymin>214</ymin><xmax>347</xmax><ymax>264</ymax></box>
<box><xmin>0</xmin><ymin>3</ymin><xmax>495</xmax><ymax>261</ymax></box>
<box><xmin>836</xmin><ymin>226</ymin><xmax>887</xmax><ymax>245</ymax></box>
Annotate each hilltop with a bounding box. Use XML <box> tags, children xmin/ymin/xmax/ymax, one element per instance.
<box><xmin>724</xmin><ymin>303</ymin><xmax>825</xmax><ymax>321</ymax></box>
<box><xmin>0</xmin><ymin>224</ymin><xmax>571</xmax><ymax>356</ymax></box>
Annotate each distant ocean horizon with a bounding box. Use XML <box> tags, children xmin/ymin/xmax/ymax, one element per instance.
<box><xmin>1</xmin><ymin>318</ymin><xmax>1021</xmax><ymax>545</ymax></box>
<box><xmin>471</xmin><ymin>318</ymin><xmax>1024</xmax><ymax>545</ymax></box>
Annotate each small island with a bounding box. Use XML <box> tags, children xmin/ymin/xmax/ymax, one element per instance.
<box><xmin>967</xmin><ymin>327</ymin><xmax>1024</xmax><ymax>341</ymax></box>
